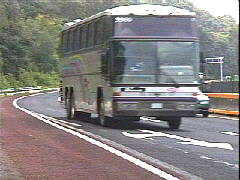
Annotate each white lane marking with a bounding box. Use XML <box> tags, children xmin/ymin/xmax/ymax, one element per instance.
<box><xmin>46</xmin><ymin>90</ymin><xmax>59</xmax><ymax>94</ymax></box>
<box><xmin>200</xmin><ymin>156</ymin><xmax>238</xmax><ymax>169</ymax></box>
<box><xmin>57</xmin><ymin>97</ymin><xmax>61</xmax><ymax>102</ymax></box>
<box><xmin>55</xmin><ymin>120</ymin><xmax>83</xmax><ymax>127</ymax></box>
<box><xmin>122</xmin><ymin>130</ymin><xmax>234</xmax><ymax>150</ymax></box>
<box><xmin>141</xmin><ymin>117</ymin><xmax>162</xmax><ymax>123</ymax></box>
<box><xmin>34</xmin><ymin>114</ymin><xmax>83</xmax><ymax>128</ymax></box>
<box><xmin>200</xmin><ymin>156</ymin><xmax>212</xmax><ymax>160</ymax></box>
<box><xmin>28</xmin><ymin>93</ymin><xmax>44</xmax><ymax>97</ymax></box>
<box><xmin>13</xmin><ymin>97</ymin><xmax>180</xmax><ymax>180</ymax></box>
<box><xmin>221</xmin><ymin>132</ymin><xmax>239</xmax><ymax>136</ymax></box>
<box><xmin>174</xmin><ymin>148</ymin><xmax>189</xmax><ymax>154</ymax></box>
<box><xmin>209</xmin><ymin>115</ymin><xmax>239</xmax><ymax>121</ymax></box>
<box><xmin>142</xmin><ymin>119</ymin><xmax>162</xmax><ymax>123</ymax></box>
<box><xmin>213</xmin><ymin>160</ymin><xmax>239</xmax><ymax>169</ymax></box>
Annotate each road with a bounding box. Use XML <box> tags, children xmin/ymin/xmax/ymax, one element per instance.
<box><xmin>1</xmin><ymin>92</ymin><xmax>239</xmax><ymax>179</ymax></box>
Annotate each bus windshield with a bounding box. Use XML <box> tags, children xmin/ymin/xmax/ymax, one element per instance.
<box><xmin>112</xmin><ymin>41</ymin><xmax>199</xmax><ymax>84</ymax></box>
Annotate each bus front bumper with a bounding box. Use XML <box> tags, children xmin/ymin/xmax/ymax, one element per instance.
<box><xmin>112</xmin><ymin>97</ymin><xmax>198</xmax><ymax>117</ymax></box>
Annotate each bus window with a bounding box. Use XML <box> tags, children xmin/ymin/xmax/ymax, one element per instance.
<box><xmin>81</xmin><ymin>25</ymin><xmax>87</xmax><ymax>49</ymax></box>
<box><xmin>112</xmin><ymin>41</ymin><xmax>199</xmax><ymax>84</ymax></box>
<box><xmin>72</xmin><ymin>28</ymin><xmax>77</xmax><ymax>51</ymax></box>
<box><xmin>69</xmin><ymin>30</ymin><xmax>74</xmax><ymax>51</ymax></box>
<box><xmin>73</xmin><ymin>28</ymin><xmax>79</xmax><ymax>51</ymax></box>
<box><xmin>66</xmin><ymin>31</ymin><xmax>70</xmax><ymax>52</ymax></box>
<box><xmin>62</xmin><ymin>32</ymin><xmax>67</xmax><ymax>53</ymax></box>
<box><xmin>79</xmin><ymin>27</ymin><xmax>82</xmax><ymax>49</ymax></box>
<box><xmin>96</xmin><ymin>19</ymin><xmax>104</xmax><ymax>45</ymax></box>
<box><xmin>104</xmin><ymin>17</ymin><xmax>113</xmax><ymax>43</ymax></box>
<box><xmin>157</xmin><ymin>42</ymin><xmax>199</xmax><ymax>83</ymax></box>
<box><xmin>112</xmin><ymin>41</ymin><xmax>157</xmax><ymax>84</ymax></box>
<box><xmin>87</xmin><ymin>23</ymin><xmax>94</xmax><ymax>47</ymax></box>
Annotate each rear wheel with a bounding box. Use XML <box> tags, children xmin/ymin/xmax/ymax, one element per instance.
<box><xmin>202</xmin><ymin>111</ymin><xmax>209</xmax><ymax>118</ymax></box>
<box><xmin>78</xmin><ymin>111</ymin><xmax>90</xmax><ymax>122</ymax></box>
<box><xmin>99</xmin><ymin>98</ymin><xmax>110</xmax><ymax>126</ymax></box>
<box><xmin>67</xmin><ymin>93</ymin><xmax>76</xmax><ymax>120</ymax></box>
<box><xmin>167</xmin><ymin>117</ymin><xmax>181</xmax><ymax>129</ymax></box>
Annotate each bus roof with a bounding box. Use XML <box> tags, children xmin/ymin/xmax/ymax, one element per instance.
<box><xmin>63</xmin><ymin>4</ymin><xmax>196</xmax><ymax>31</ymax></box>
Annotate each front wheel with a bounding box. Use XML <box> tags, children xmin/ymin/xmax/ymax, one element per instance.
<box><xmin>98</xmin><ymin>98</ymin><xmax>111</xmax><ymax>127</ymax></box>
<box><xmin>67</xmin><ymin>94</ymin><xmax>76</xmax><ymax>120</ymax></box>
<box><xmin>202</xmin><ymin>111</ymin><xmax>209</xmax><ymax>118</ymax></box>
<box><xmin>167</xmin><ymin>117</ymin><xmax>181</xmax><ymax>129</ymax></box>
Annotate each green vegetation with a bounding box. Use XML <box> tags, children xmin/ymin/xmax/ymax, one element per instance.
<box><xmin>0</xmin><ymin>0</ymin><xmax>238</xmax><ymax>89</ymax></box>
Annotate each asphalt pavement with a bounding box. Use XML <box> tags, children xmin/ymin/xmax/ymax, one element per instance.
<box><xmin>1</xmin><ymin>92</ymin><xmax>239</xmax><ymax>180</ymax></box>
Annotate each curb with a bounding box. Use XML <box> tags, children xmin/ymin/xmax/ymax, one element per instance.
<box><xmin>209</xmin><ymin>108</ymin><xmax>239</xmax><ymax>116</ymax></box>
<box><xmin>205</xmin><ymin>93</ymin><xmax>239</xmax><ymax>116</ymax></box>
<box><xmin>205</xmin><ymin>93</ymin><xmax>239</xmax><ymax>99</ymax></box>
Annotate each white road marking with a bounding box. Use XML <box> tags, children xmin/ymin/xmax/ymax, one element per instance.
<box><xmin>200</xmin><ymin>156</ymin><xmax>212</xmax><ymax>160</ymax></box>
<box><xmin>213</xmin><ymin>160</ymin><xmax>239</xmax><ymax>169</ymax></box>
<box><xmin>33</xmin><ymin>114</ymin><xmax>83</xmax><ymax>128</ymax></box>
<box><xmin>28</xmin><ymin>93</ymin><xmax>44</xmax><ymax>97</ymax></box>
<box><xmin>46</xmin><ymin>90</ymin><xmax>59</xmax><ymax>94</ymax></box>
<box><xmin>209</xmin><ymin>115</ymin><xmax>239</xmax><ymax>121</ymax></box>
<box><xmin>142</xmin><ymin>119</ymin><xmax>162</xmax><ymax>123</ymax></box>
<box><xmin>56</xmin><ymin>120</ymin><xmax>83</xmax><ymax>127</ymax></box>
<box><xmin>221</xmin><ymin>132</ymin><xmax>239</xmax><ymax>136</ymax></box>
<box><xmin>174</xmin><ymin>148</ymin><xmax>189</xmax><ymax>154</ymax></box>
<box><xmin>200</xmin><ymin>156</ymin><xmax>238</xmax><ymax>169</ymax></box>
<box><xmin>122</xmin><ymin>130</ymin><xmax>234</xmax><ymax>150</ymax></box>
<box><xmin>57</xmin><ymin>97</ymin><xmax>61</xmax><ymax>102</ymax></box>
<box><xmin>13</xmin><ymin>96</ymin><xmax>181</xmax><ymax>180</ymax></box>
<box><xmin>141</xmin><ymin>117</ymin><xmax>162</xmax><ymax>123</ymax></box>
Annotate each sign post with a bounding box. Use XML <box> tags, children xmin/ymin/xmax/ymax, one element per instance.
<box><xmin>205</xmin><ymin>57</ymin><xmax>224</xmax><ymax>81</ymax></box>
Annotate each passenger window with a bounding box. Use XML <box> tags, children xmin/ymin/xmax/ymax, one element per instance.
<box><xmin>87</xmin><ymin>23</ymin><xmax>94</xmax><ymax>47</ymax></box>
<box><xmin>73</xmin><ymin>28</ymin><xmax>79</xmax><ymax>51</ymax></box>
<box><xmin>81</xmin><ymin>25</ymin><xmax>87</xmax><ymax>49</ymax></box>
<box><xmin>96</xmin><ymin>20</ymin><xmax>104</xmax><ymax>45</ymax></box>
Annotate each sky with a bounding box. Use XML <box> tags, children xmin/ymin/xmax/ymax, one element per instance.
<box><xmin>188</xmin><ymin>0</ymin><xmax>239</xmax><ymax>23</ymax></box>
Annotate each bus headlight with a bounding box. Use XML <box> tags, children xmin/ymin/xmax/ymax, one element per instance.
<box><xmin>199</xmin><ymin>100</ymin><xmax>209</xmax><ymax>105</ymax></box>
<box><xmin>117</xmin><ymin>102</ymin><xmax>138</xmax><ymax>110</ymax></box>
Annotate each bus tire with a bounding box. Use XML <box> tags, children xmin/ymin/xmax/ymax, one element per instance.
<box><xmin>202</xmin><ymin>112</ymin><xmax>209</xmax><ymax>118</ymax></box>
<box><xmin>67</xmin><ymin>93</ymin><xmax>76</xmax><ymax>120</ymax></box>
<box><xmin>78</xmin><ymin>111</ymin><xmax>90</xmax><ymax>122</ymax></box>
<box><xmin>98</xmin><ymin>97</ymin><xmax>110</xmax><ymax>127</ymax></box>
<box><xmin>167</xmin><ymin>117</ymin><xmax>181</xmax><ymax>129</ymax></box>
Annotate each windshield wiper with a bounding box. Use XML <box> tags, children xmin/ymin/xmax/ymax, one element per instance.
<box><xmin>160</xmin><ymin>71</ymin><xmax>180</xmax><ymax>88</ymax></box>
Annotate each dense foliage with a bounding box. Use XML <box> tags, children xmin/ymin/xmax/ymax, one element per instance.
<box><xmin>0</xmin><ymin>0</ymin><xmax>238</xmax><ymax>89</ymax></box>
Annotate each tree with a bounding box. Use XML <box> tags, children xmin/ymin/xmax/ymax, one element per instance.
<box><xmin>0</xmin><ymin>73</ymin><xmax>10</xmax><ymax>89</ymax></box>
<box><xmin>22</xmin><ymin>15</ymin><xmax>62</xmax><ymax>73</ymax></box>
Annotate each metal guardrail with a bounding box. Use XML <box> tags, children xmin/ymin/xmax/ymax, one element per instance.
<box><xmin>0</xmin><ymin>88</ymin><xmax>59</xmax><ymax>97</ymax></box>
<box><xmin>205</xmin><ymin>93</ymin><xmax>239</xmax><ymax>116</ymax></box>
<box><xmin>202</xmin><ymin>81</ymin><xmax>239</xmax><ymax>93</ymax></box>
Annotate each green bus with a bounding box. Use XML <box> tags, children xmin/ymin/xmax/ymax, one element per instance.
<box><xmin>59</xmin><ymin>4</ymin><xmax>201</xmax><ymax>129</ymax></box>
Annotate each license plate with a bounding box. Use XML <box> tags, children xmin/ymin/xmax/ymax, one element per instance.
<box><xmin>151</xmin><ymin>103</ymin><xmax>163</xmax><ymax>109</ymax></box>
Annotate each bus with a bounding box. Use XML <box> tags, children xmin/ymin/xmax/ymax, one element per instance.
<box><xmin>59</xmin><ymin>4</ymin><xmax>201</xmax><ymax>129</ymax></box>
